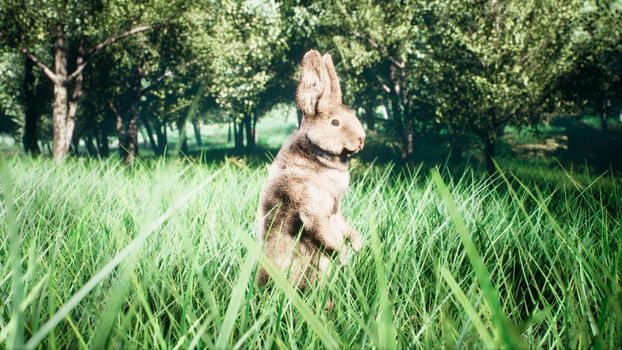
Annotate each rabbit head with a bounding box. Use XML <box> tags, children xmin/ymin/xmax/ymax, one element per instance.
<box><xmin>295</xmin><ymin>50</ymin><xmax>365</xmax><ymax>157</ymax></box>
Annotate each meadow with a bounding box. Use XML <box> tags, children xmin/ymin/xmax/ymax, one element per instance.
<box><xmin>1</xmin><ymin>114</ymin><xmax>621</xmax><ymax>349</ymax></box>
<box><xmin>1</xmin><ymin>146</ymin><xmax>621</xmax><ymax>349</ymax></box>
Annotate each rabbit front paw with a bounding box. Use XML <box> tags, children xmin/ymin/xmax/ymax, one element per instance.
<box><xmin>349</xmin><ymin>229</ymin><xmax>363</xmax><ymax>252</ymax></box>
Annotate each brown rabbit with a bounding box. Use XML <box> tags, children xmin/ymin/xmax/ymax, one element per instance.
<box><xmin>257</xmin><ymin>50</ymin><xmax>365</xmax><ymax>289</ymax></box>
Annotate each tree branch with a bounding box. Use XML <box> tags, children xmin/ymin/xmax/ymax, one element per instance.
<box><xmin>66</xmin><ymin>60</ymin><xmax>88</xmax><ymax>82</ymax></box>
<box><xmin>21</xmin><ymin>48</ymin><xmax>58</xmax><ymax>83</ymax></box>
<box><xmin>352</xmin><ymin>31</ymin><xmax>405</xmax><ymax>69</ymax></box>
<box><xmin>85</xmin><ymin>25</ymin><xmax>152</xmax><ymax>56</ymax></box>
<box><xmin>142</xmin><ymin>58</ymin><xmax>199</xmax><ymax>93</ymax></box>
<box><xmin>65</xmin><ymin>25</ymin><xmax>152</xmax><ymax>82</ymax></box>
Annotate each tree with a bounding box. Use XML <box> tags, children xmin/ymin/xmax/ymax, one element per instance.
<box><xmin>557</xmin><ymin>0</ymin><xmax>622</xmax><ymax>131</ymax></box>
<box><xmin>0</xmin><ymin>0</ymin><xmax>181</xmax><ymax>159</ymax></box>
<box><xmin>205</xmin><ymin>0</ymin><xmax>287</xmax><ymax>153</ymax></box>
<box><xmin>0</xmin><ymin>51</ymin><xmax>24</xmax><ymax>141</ymax></box>
<box><xmin>430</xmin><ymin>0</ymin><xmax>582</xmax><ymax>173</ymax></box>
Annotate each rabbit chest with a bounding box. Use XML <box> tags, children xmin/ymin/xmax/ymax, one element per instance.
<box><xmin>313</xmin><ymin>167</ymin><xmax>350</xmax><ymax>202</ymax></box>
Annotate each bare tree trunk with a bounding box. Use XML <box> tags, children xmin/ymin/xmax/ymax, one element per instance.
<box><xmin>65</xmin><ymin>45</ymin><xmax>84</xmax><ymax>157</ymax></box>
<box><xmin>253</xmin><ymin>114</ymin><xmax>258</xmax><ymax>145</ymax></box>
<box><xmin>49</xmin><ymin>26</ymin><xmax>83</xmax><ymax>159</ymax></box>
<box><xmin>234</xmin><ymin>119</ymin><xmax>244</xmax><ymax>152</ymax></box>
<box><xmin>123</xmin><ymin>61</ymin><xmax>143</xmax><ymax>164</ymax></box>
<box><xmin>177</xmin><ymin>117</ymin><xmax>188</xmax><ymax>155</ymax></box>
<box><xmin>192</xmin><ymin>119</ymin><xmax>202</xmax><ymax>147</ymax></box>
<box><xmin>22</xmin><ymin>57</ymin><xmax>40</xmax><ymax>155</ymax></box>
<box><xmin>482</xmin><ymin>134</ymin><xmax>496</xmax><ymax>175</ymax></box>
<box><xmin>52</xmin><ymin>25</ymin><xmax>69</xmax><ymax>160</ymax></box>
<box><xmin>403</xmin><ymin>117</ymin><xmax>414</xmax><ymax>160</ymax></box>
<box><xmin>227</xmin><ymin>117</ymin><xmax>232</xmax><ymax>143</ymax></box>
<box><xmin>143</xmin><ymin>117</ymin><xmax>158</xmax><ymax>153</ymax></box>
<box><xmin>389</xmin><ymin>95</ymin><xmax>413</xmax><ymax>161</ymax></box>
<box><xmin>244</xmin><ymin>113</ymin><xmax>255</xmax><ymax>154</ymax></box>
<box><xmin>389</xmin><ymin>63</ymin><xmax>414</xmax><ymax>161</ymax></box>
<box><xmin>124</xmin><ymin>111</ymin><xmax>139</xmax><ymax>164</ymax></box>
<box><xmin>70</xmin><ymin>136</ymin><xmax>80</xmax><ymax>156</ymax></box>
<box><xmin>153</xmin><ymin>122</ymin><xmax>167</xmax><ymax>156</ymax></box>
<box><xmin>111</xmin><ymin>101</ymin><xmax>124</xmax><ymax>155</ymax></box>
<box><xmin>111</xmin><ymin>60</ymin><xmax>143</xmax><ymax>164</ymax></box>
<box><xmin>99</xmin><ymin>127</ymin><xmax>109</xmax><ymax>157</ymax></box>
<box><xmin>84</xmin><ymin>133</ymin><xmax>97</xmax><ymax>156</ymax></box>
<box><xmin>364</xmin><ymin>104</ymin><xmax>376</xmax><ymax>131</ymax></box>
<box><xmin>601</xmin><ymin>99</ymin><xmax>609</xmax><ymax>132</ymax></box>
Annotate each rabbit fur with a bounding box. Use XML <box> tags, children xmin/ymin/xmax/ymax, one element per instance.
<box><xmin>257</xmin><ymin>50</ymin><xmax>366</xmax><ymax>288</ymax></box>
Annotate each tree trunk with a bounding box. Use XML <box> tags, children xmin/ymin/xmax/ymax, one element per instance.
<box><xmin>153</xmin><ymin>123</ymin><xmax>167</xmax><ymax>156</ymax></box>
<box><xmin>99</xmin><ymin>127</ymin><xmax>109</xmax><ymax>157</ymax></box>
<box><xmin>389</xmin><ymin>63</ymin><xmax>413</xmax><ymax>161</ymax></box>
<box><xmin>84</xmin><ymin>133</ymin><xmax>97</xmax><ymax>156</ymax></box>
<box><xmin>177</xmin><ymin>117</ymin><xmax>188</xmax><ymax>155</ymax></box>
<box><xmin>234</xmin><ymin>120</ymin><xmax>244</xmax><ymax>152</ymax></box>
<box><xmin>111</xmin><ymin>102</ymin><xmax>124</xmax><ymax>155</ymax></box>
<box><xmin>50</xmin><ymin>24</ymin><xmax>81</xmax><ymax>160</ymax></box>
<box><xmin>449</xmin><ymin>132</ymin><xmax>464</xmax><ymax>164</ymax></box>
<box><xmin>402</xmin><ymin>118</ymin><xmax>414</xmax><ymax>160</ymax></box>
<box><xmin>70</xmin><ymin>129</ymin><xmax>81</xmax><ymax>156</ymax></box>
<box><xmin>117</xmin><ymin>60</ymin><xmax>144</xmax><ymax>164</ymax></box>
<box><xmin>365</xmin><ymin>104</ymin><xmax>376</xmax><ymax>131</ymax></box>
<box><xmin>244</xmin><ymin>113</ymin><xmax>255</xmax><ymax>153</ymax></box>
<box><xmin>601</xmin><ymin>99</ymin><xmax>609</xmax><ymax>132</ymax></box>
<box><xmin>192</xmin><ymin>119</ymin><xmax>202</xmax><ymax>147</ymax></box>
<box><xmin>143</xmin><ymin>117</ymin><xmax>158</xmax><ymax>153</ymax></box>
<box><xmin>140</xmin><ymin>127</ymin><xmax>149</xmax><ymax>148</ymax></box>
<box><xmin>124</xmin><ymin>110</ymin><xmax>139</xmax><ymax>164</ymax></box>
<box><xmin>483</xmin><ymin>134</ymin><xmax>496</xmax><ymax>175</ymax></box>
<box><xmin>227</xmin><ymin>118</ymin><xmax>232</xmax><ymax>143</ymax></box>
<box><xmin>253</xmin><ymin>114</ymin><xmax>258</xmax><ymax>145</ymax></box>
<box><xmin>52</xmin><ymin>26</ymin><xmax>69</xmax><ymax>159</ymax></box>
<box><xmin>22</xmin><ymin>57</ymin><xmax>40</xmax><ymax>155</ymax></box>
<box><xmin>66</xmin><ymin>46</ymin><xmax>84</xmax><ymax>157</ymax></box>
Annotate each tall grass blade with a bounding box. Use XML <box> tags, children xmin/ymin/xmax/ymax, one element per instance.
<box><xmin>431</xmin><ymin>169</ymin><xmax>525</xmax><ymax>348</ymax></box>
<box><xmin>369</xmin><ymin>213</ymin><xmax>396</xmax><ymax>349</ymax></box>
<box><xmin>239</xmin><ymin>233</ymin><xmax>341</xmax><ymax>349</ymax></box>
<box><xmin>440</xmin><ymin>267</ymin><xmax>495</xmax><ymax>347</ymax></box>
<box><xmin>24</xmin><ymin>170</ymin><xmax>221</xmax><ymax>349</ymax></box>
<box><xmin>0</xmin><ymin>158</ymin><xmax>24</xmax><ymax>350</ymax></box>
<box><xmin>215</xmin><ymin>252</ymin><xmax>258</xmax><ymax>349</ymax></box>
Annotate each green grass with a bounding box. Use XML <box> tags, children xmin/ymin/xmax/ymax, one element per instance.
<box><xmin>1</xmin><ymin>156</ymin><xmax>621</xmax><ymax>348</ymax></box>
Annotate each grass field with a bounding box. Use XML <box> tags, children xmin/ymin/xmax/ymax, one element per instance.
<box><xmin>1</xmin><ymin>155</ymin><xmax>621</xmax><ymax>349</ymax></box>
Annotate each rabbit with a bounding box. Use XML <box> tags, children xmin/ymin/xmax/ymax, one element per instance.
<box><xmin>257</xmin><ymin>49</ymin><xmax>365</xmax><ymax>289</ymax></box>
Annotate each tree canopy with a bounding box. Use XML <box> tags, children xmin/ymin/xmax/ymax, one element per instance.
<box><xmin>0</xmin><ymin>0</ymin><xmax>620</xmax><ymax>170</ymax></box>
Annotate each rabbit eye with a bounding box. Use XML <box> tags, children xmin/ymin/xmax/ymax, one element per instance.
<box><xmin>331</xmin><ymin>119</ymin><xmax>340</xmax><ymax>126</ymax></box>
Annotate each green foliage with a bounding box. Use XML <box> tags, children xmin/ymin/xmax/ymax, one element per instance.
<box><xmin>1</xmin><ymin>158</ymin><xmax>620</xmax><ymax>348</ymax></box>
<box><xmin>0</xmin><ymin>0</ymin><xmax>621</xmax><ymax>168</ymax></box>
<box><xmin>431</xmin><ymin>0</ymin><xmax>582</xmax><ymax>138</ymax></box>
<box><xmin>0</xmin><ymin>51</ymin><xmax>23</xmax><ymax>135</ymax></box>
<box><xmin>203</xmin><ymin>0</ymin><xmax>287</xmax><ymax>118</ymax></box>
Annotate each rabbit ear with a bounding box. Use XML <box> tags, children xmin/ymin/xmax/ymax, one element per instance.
<box><xmin>296</xmin><ymin>50</ymin><xmax>332</xmax><ymax>116</ymax></box>
<box><xmin>322</xmin><ymin>54</ymin><xmax>342</xmax><ymax>104</ymax></box>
